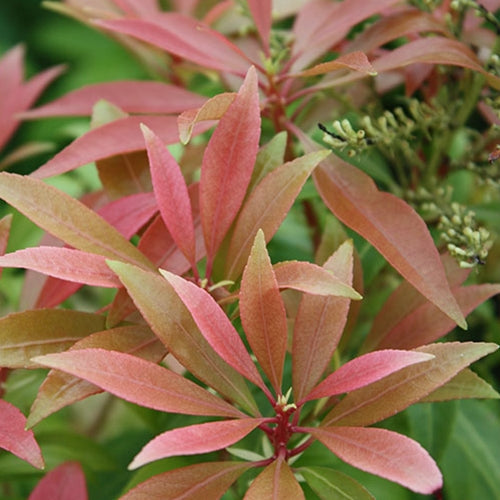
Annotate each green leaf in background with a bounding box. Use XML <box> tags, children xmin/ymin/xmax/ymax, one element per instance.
<box><xmin>300</xmin><ymin>466</ymin><xmax>375</xmax><ymax>500</ymax></box>
<box><xmin>441</xmin><ymin>401</ymin><xmax>500</xmax><ymax>500</ymax></box>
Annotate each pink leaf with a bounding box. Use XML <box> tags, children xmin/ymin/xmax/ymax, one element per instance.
<box><xmin>29</xmin><ymin>462</ymin><xmax>87</xmax><ymax>500</ymax></box>
<box><xmin>20</xmin><ymin>81</ymin><xmax>206</xmax><ymax>119</ymax></box>
<box><xmin>200</xmin><ymin>66</ymin><xmax>261</xmax><ymax>273</ymax></box>
<box><xmin>0</xmin><ymin>247</ymin><xmax>121</xmax><ymax>287</ymax></box>
<box><xmin>161</xmin><ymin>270</ymin><xmax>268</xmax><ymax>395</ymax></box>
<box><xmin>33</xmin><ymin>348</ymin><xmax>244</xmax><ymax>418</ymax></box>
<box><xmin>108</xmin><ymin>260</ymin><xmax>259</xmax><ymax>416</ymax></box>
<box><xmin>225</xmin><ymin>150</ymin><xmax>329</xmax><ymax>281</ymax></box>
<box><xmin>244</xmin><ymin>457</ymin><xmax>305</xmax><ymax>499</ymax></box>
<box><xmin>96</xmin><ymin>15</ymin><xmax>251</xmax><ymax>75</ymax></box>
<box><xmin>0</xmin><ymin>172</ymin><xmax>153</xmax><ymax>269</ymax></box>
<box><xmin>374</xmin><ymin>284</ymin><xmax>500</xmax><ymax>350</ymax></box>
<box><xmin>296</xmin><ymin>51</ymin><xmax>376</xmax><ymax>77</ymax></box>
<box><xmin>273</xmin><ymin>260</ymin><xmax>361</xmax><ymax>299</ymax></box>
<box><xmin>240</xmin><ymin>230</ymin><xmax>288</xmax><ymax>393</ymax></box>
<box><xmin>130</xmin><ymin>418</ymin><xmax>264</xmax><ymax>469</ymax></box>
<box><xmin>301</xmin><ymin>350</ymin><xmax>434</xmax><ymax>403</ymax></box>
<box><xmin>248</xmin><ymin>0</ymin><xmax>272</xmax><ymax>52</ymax></box>
<box><xmin>323</xmin><ymin>342</ymin><xmax>498</xmax><ymax>427</ymax></box>
<box><xmin>0</xmin><ymin>400</ymin><xmax>44</xmax><ymax>469</ymax></box>
<box><xmin>178</xmin><ymin>92</ymin><xmax>236</xmax><ymax>144</ymax></box>
<box><xmin>120</xmin><ymin>461</ymin><xmax>251</xmax><ymax>500</ymax></box>
<box><xmin>292</xmin><ymin>240</ymin><xmax>354</xmax><ymax>402</ymax></box>
<box><xmin>27</xmin><ymin>325</ymin><xmax>166</xmax><ymax>428</ymax></box>
<box><xmin>312</xmin><ymin>152</ymin><xmax>466</xmax><ymax>328</ymax></box>
<box><xmin>143</xmin><ymin>124</ymin><xmax>196</xmax><ymax>268</ymax></box>
<box><xmin>30</xmin><ymin>115</ymin><xmax>209</xmax><ymax>179</ymax></box>
<box><xmin>307</xmin><ymin>426</ymin><xmax>442</xmax><ymax>494</ymax></box>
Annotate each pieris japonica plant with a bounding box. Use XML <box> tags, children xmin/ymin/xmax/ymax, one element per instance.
<box><xmin>1</xmin><ymin>0</ymin><xmax>500</xmax><ymax>498</ymax></box>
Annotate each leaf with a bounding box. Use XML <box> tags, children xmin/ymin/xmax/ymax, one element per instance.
<box><xmin>372</xmin><ymin>284</ymin><xmax>500</xmax><ymax>350</ymax></box>
<box><xmin>0</xmin><ymin>309</ymin><xmax>105</xmax><ymax>368</ymax></box>
<box><xmin>441</xmin><ymin>401</ymin><xmax>500</xmax><ymax>500</ymax></box>
<box><xmin>0</xmin><ymin>400</ymin><xmax>44</xmax><ymax>469</ymax></box>
<box><xmin>248</xmin><ymin>0</ymin><xmax>272</xmax><ymax>51</ymax></box>
<box><xmin>299</xmin><ymin>466</ymin><xmax>375</xmax><ymax>500</ymax></box>
<box><xmin>161</xmin><ymin>270</ymin><xmax>268</xmax><ymax>396</ymax></box>
<box><xmin>292</xmin><ymin>240</ymin><xmax>354</xmax><ymax>402</ymax></box>
<box><xmin>33</xmin><ymin>348</ymin><xmax>244</xmax><ymax>418</ymax></box>
<box><xmin>244</xmin><ymin>458</ymin><xmax>305</xmax><ymax>499</ymax></box>
<box><xmin>0</xmin><ymin>247</ymin><xmax>122</xmax><ymax>287</ymax></box>
<box><xmin>301</xmin><ymin>350</ymin><xmax>434</xmax><ymax>404</ymax></box>
<box><xmin>373</xmin><ymin>37</ymin><xmax>500</xmax><ymax>90</ymax></box>
<box><xmin>27</xmin><ymin>325</ymin><xmax>166</xmax><ymax>428</ymax></box>
<box><xmin>108</xmin><ymin>261</ymin><xmax>259</xmax><ymax>416</ymax></box>
<box><xmin>120</xmin><ymin>461</ymin><xmax>251</xmax><ymax>500</ymax></box>
<box><xmin>273</xmin><ymin>260</ymin><xmax>361</xmax><ymax>299</ymax></box>
<box><xmin>297</xmin><ymin>52</ymin><xmax>376</xmax><ymax>77</ymax></box>
<box><xmin>240</xmin><ymin>230</ymin><xmax>288</xmax><ymax>393</ymax></box>
<box><xmin>307</xmin><ymin>426</ymin><xmax>442</xmax><ymax>495</ymax></box>
<box><xmin>312</xmin><ymin>152</ymin><xmax>466</xmax><ymax>328</ymax></box>
<box><xmin>322</xmin><ymin>342</ymin><xmax>498</xmax><ymax>426</ymax></box>
<box><xmin>201</xmin><ymin>66</ymin><xmax>261</xmax><ymax>272</ymax></box>
<box><xmin>28</xmin><ymin>462</ymin><xmax>87</xmax><ymax>500</ymax></box>
<box><xmin>97</xmin><ymin>15</ymin><xmax>251</xmax><ymax>74</ymax></box>
<box><xmin>29</xmin><ymin>115</ymin><xmax>209</xmax><ymax>179</ymax></box>
<box><xmin>178</xmin><ymin>92</ymin><xmax>236</xmax><ymax>144</ymax></box>
<box><xmin>129</xmin><ymin>418</ymin><xmax>264</xmax><ymax>469</ymax></box>
<box><xmin>249</xmin><ymin>132</ymin><xmax>288</xmax><ymax>191</ymax></box>
<box><xmin>0</xmin><ymin>214</ymin><xmax>12</xmax><ymax>280</ymax></box>
<box><xmin>225</xmin><ymin>150</ymin><xmax>330</xmax><ymax>281</ymax></box>
<box><xmin>361</xmin><ymin>253</ymin><xmax>470</xmax><ymax>353</ymax></box>
<box><xmin>0</xmin><ymin>172</ymin><xmax>153</xmax><ymax>269</ymax></box>
<box><xmin>142</xmin><ymin>125</ymin><xmax>196</xmax><ymax>267</ymax></box>
<box><xmin>21</xmin><ymin>81</ymin><xmax>206</xmax><ymax>118</ymax></box>
<box><xmin>419</xmin><ymin>369</ymin><xmax>500</xmax><ymax>403</ymax></box>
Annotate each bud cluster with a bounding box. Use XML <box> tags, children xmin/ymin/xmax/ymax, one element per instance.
<box><xmin>439</xmin><ymin>202</ymin><xmax>493</xmax><ymax>268</ymax></box>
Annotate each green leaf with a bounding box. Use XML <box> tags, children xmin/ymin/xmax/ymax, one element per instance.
<box><xmin>0</xmin><ymin>310</ymin><xmax>106</xmax><ymax>368</ymax></box>
<box><xmin>0</xmin><ymin>172</ymin><xmax>153</xmax><ymax>269</ymax></box>
<box><xmin>299</xmin><ymin>466</ymin><xmax>374</xmax><ymax>500</ymax></box>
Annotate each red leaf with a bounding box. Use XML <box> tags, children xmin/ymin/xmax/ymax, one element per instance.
<box><xmin>0</xmin><ymin>172</ymin><xmax>153</xmax><ymax>269</ymax></box>
<box><xmin>97</xmin><ymin>15</ymin><xmax>251</xmax><ymax>75</ymax></box>
<box><xmin>200</xmin><ymin>66</ymin><xmax>261</xmax><ymax>273</ymax></box>
<box><xmin>120</xmin><ymin>461</ymin><xmax>251</xmax><ymax>500</ymax></box>
<box><xmin>244</xmin><ymin>457</ymin><xmax>305</xmax><ymax>499</ymax></box>
<box><xmin>0</xmin><ymin>247</ymin><xmax>121</xmax><ymax>287</ymax></box>
<box><xmin>240</xmin><ymin>230</ymin><xmax>288</xmax><ymax>393</ymax></box>
<box><xmin>33</xmin><ymin>348</ymin><xmax>245</xmax><ymax>418</ymax></box>
<box><xmin>248</xmin><ymin>0</ymin><xmax>272</xmax><ymax>52</ymax></box>
<box><xmin>29</xmin><ymin>462</ymin><xmax>87</xmax><ymax>500</ymax></box>
<box><xmin>292</xmin><ymin>240</ymin><xmax>354</xmax><ymax>402</ymax></box>
<box><xmin>0</xmin><ymin>400</ymin><xmax>44</xmax><ymax>469</ymax></box>
<box><xmin>225</xmin><ymin>150</ymin><xmax>329</xmax><ymax>281</ymax></box>
<box><xmin>373</xmin><ymin>37</ymin><xmax>500</xmax><ymax>90</ymax></box>
<box><xmin>374</xmin><ymin>284</ymin><xmax>500</xmax><ymax>350</ymax></box>
<box><xmin>307</xmin><ymin>426</ymin><xmax>442</xmax><ymax>494</ymax></box>
<box><xmin>312</xmin><ymin>153</ymin><xmax>466</xmax><ymax>328</ymax></box>
<box><xmin>21</xmin><ymin>81</ymin><xmax>205</xmax><ymax>118</ymax></box>
<box><xmin>143</xmin><ymin>125</ymin><xmax>196</xmax><ymax>268</ymax></box>
<box><xmin>273</xmin><ymin>260</ymin><xmax>361</xmax><ymax>299</ymax></box>
<box><xmin>30</xmin><ymin>115</ymin><xmax>208</xmax><ymax>179</ymax></box>
<box><xmin>301</xmin><ymin>350</ymin><xmax>434</xmax><ymax>403</ymax></box>
<box><xmin>296</xmin><ymin>51</ymin><xmax>376</xmax><ymax>77</ymax></box>
<box><xmin>161</xmin><ymin>271</ymin><xmax>268</xmax><ymax>395</ymax></box>
<box><xmin>130</xmin><ymin>418</ymin><xmax>264</xmax><ymax>469</ymax></box>
<box><xmin>27</xmin><ymin>325</ymin><xmax>165</xmax><ymax>428</ymax></box>
<box><xmin>108</xmin><ymin>260</ymin><xmax>259</xmax><ymax>416</ymax></box>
